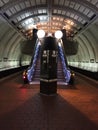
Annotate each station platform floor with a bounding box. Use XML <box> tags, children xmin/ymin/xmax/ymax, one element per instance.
<box><xmin>0</xmin><ymin>72</ymin><xmax>98</xmax><ymax>130</ymax></box>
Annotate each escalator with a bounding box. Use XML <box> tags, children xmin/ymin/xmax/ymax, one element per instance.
<box><xmin>57</xmin><ymin>56</ymin><xmax>65</xmax><ymax>83</ymax></box>
<box><xmin>57</xmin><ymin>42</ymin><xmax>71</xmax><ymax>84</ymax></box>
<box><xmin>32</xmin><ymin>52</ymin><xmax>40</xmax><ymax>82</ymax></box>
<box><xmin>26</xmin><ymin>38</ymin><xmax>72</xmax><ymax>85</ymax></box>
<box><xmin>27</xmin><ymin>41</ymin><xmax>41</xmax><ymax>83</ymax></box>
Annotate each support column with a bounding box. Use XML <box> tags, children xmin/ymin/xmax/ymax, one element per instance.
<box><xmin>40</xmin><ymin>37</ymin><xmax>58</xmax><ymax>95</ymax></box>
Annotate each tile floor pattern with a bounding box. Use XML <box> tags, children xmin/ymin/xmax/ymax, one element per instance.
<box><xmin>0</xmin><ymin>74</ymin><xmax>98</xmax><ymax>130</ymax></box>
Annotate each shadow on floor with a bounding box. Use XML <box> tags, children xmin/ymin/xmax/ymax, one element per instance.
<box><xmin>0</xmin><ymin>93</ymin><xmax>98</xmax><ymax>130</ymax></box>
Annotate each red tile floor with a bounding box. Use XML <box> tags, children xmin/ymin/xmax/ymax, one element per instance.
<box><xmin>0</xmin><ymin>72</ymin><xmax>98</xmax><ymax>130</ymax></box>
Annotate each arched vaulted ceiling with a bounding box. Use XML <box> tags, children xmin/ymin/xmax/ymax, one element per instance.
<box><xmin>0</xmin><ymin>0</ymin><xmax>98</xmax><ymax>72</ymax></box>
<box><xmin>0</xmin><ymin>0</ymin><xmax>98</xmax><ymax>39</ymax></box>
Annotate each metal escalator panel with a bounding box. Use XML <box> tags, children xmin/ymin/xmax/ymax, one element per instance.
<box><xmin>27</xmin><ymin>41</ymin><xmax>41</xmax><ymax>83</ymax></box>
<box><xmin>58</xmin><ymin>42</ymin><xmax>71</xmax><ymax>84</ymax></box>
<box><xmin>57</xmin><ymin>55</ymin><xmax>65</xmax><ymax>83</ymax></box>
<box><xmin>32</xmin><ymin>53</ymin><xmax>40</xmax><ymax>82</ymax></box>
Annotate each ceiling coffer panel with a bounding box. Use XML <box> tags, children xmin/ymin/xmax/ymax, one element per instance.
<box><xmin>0</xmin><ymin>0</ymin><xmax>98</xmax><ymax>39</ymax></box>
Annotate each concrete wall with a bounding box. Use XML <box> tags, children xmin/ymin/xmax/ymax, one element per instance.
<box><xmin>1</xmin><ymin>14</ymin><xmax>98</xmax><ymax>73</ymax></box>
<box><xmin>0</xmin><ymin>15</ymin><xmax>31</xmax><ymax>71</ymax></box>
<box><xmin>67</xmin><ymin>18</ymin><xmax>98</xmax><ymax>72</ymax></box>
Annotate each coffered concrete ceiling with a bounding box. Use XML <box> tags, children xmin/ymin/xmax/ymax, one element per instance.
<box><xmin>0</xmin><ymin>0</ymin><xmax>98</xmax><ymax>39</ymax></box>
